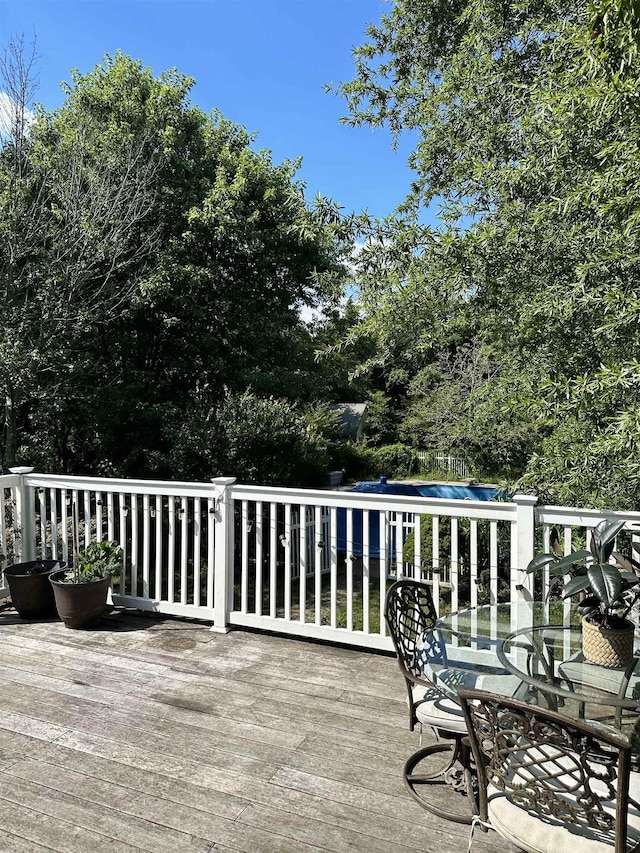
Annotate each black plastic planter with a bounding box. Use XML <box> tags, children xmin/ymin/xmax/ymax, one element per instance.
<box><xmin>4</xmin><ymin>560</ymin><xmax>66</xmax><ymax>619</ymax></box>
<box><xmin>49</xmin><ymin>571</ymin><xmax>111</xmax><ymax>629</ymax></box>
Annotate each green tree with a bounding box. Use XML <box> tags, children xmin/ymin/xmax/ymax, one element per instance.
<box><xmin>309</xmin><ymin>299</ymin><xmax>378</xmax><ymax>402</ymax></box>
<box><xmin>2</xmin><ymin>49</ymin><xmax>347</xmax><ymax>477</ymax></box>
<box><xmin>400</xmin><ymin>343</ymin><xmax>541</xmax><ymax>479</ymax></box>
<box><xmin>0</xmin><ymin>40</ymin><xmax>160</xmax><ymax>471</ymax></box>
<box><xmin>336</xmin><ymin>0</ymin><xmax>640</xmax><ymax>508</ymax></box>
<box><xmin>363</xmin><ymin>389</ymin><xmax>398</xmax><ymax>446</ymax></box>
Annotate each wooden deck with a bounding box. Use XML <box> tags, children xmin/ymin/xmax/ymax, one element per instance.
<box><xmin>0</xmin><ymin>606</ymin><xmax>518</xmax><ymax>853</ymax></box>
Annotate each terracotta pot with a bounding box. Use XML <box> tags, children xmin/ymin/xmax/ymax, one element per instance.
<box><xmin>49</xmin><ymin>571</ymin><xmax>111</xmax><ymax>629</ymax></box>
<box><xmin>4</xmin><ymin>560</ymin><xmax>66</xmax><ymax>619</ymax></box>
<box><xmin>581</xmin><ymin>615</ymin><xmax>635</xmax><ymax>668</ymax></box>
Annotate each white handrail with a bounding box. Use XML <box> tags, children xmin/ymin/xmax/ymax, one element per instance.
<box><xmin>9</xmin><ymin>470</ymin><xmax>640</xmax><ymax>649</ymax></box>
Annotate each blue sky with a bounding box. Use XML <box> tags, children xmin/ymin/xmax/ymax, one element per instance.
<box><xmin>0</xmin><ymin>0</ymin><xmax>420</xmax><ymax>220</ymax></box>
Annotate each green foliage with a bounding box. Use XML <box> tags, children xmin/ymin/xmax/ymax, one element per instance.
<box><xmin>364</xmin><ymin>443</ymin><xmax>419</xmax><ymax>479</ymax></box>
<box><xmin>362</xmin><ymin>389</ymin><xmax>398</xmax><ymax>445</ymax></box>
<box><xmin>589</xmin><ymin>0</ymin><xmax>640</xmax><ymax>71</ymax></box>
<box><xmin>402</xmin><ymin>518</ymin><xmax>447</xmax><ymax>570</ymax></box>
<box><xmin>402</xmin><ymin>516</ymin><xmax>511</xmax><ymax>605</ymax></box>
<box><xmin>1</xmin><ymin>48</ymin><xmax>350</xmax><ymax>478</ymax></box>
<box><xmin>310</xmin><ymin>300</ymin><xmax>380</xmax><ymax>403</ymax></box>
<box><xmin>521</xmin><ymin>421</ymin><xmax>625</xmax><ymax>509</ymax></box>
<box><xmin>332</xmin><ymin>0</ymin><xmax>640</xmax><ymax>508</ymax></box>
<box><xmin>166</xmin><ymin>390</ymin><xmax>343</xmax><ymax>487</ymax></box>
<box><xmin>0</xmin><ymin>46</ymin><xmax>164</xmax><ymax>473</ymax></box>
<box><xmin>71</xmin><ymin>541</ymin><xmax>123</xmax><ymax>583</ymax></box>
<box><xmin>339</xmin><ymin>443</ymin><xmax>416</xmax><ymax>481</ymax></box>
<box><xmin>398</xmin><ymin>344</ymin><xmax>540</xmax><ymax>478</ymax></box>
<box><xmin>526</xmin><ymin>519</ymin><xmax>640</xmax><ymax>628</ymax></box>
<box><xmin>323</xmin><ymin>441</ymin><xmax>419</xmax><ymax>482</ymax></box>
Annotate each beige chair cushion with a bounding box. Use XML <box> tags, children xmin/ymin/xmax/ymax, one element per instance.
<box><xmin>411</xmin><ymin>685</ymin><xmax>468</xmax><ymax>733</ymax></box>
<box><xmin>411</xmin><ymin>668</ymin><xmax>523</xmax><ymax>734</ymax></box>
<box><xmin>486</xmin><ymin>760</ymin><xmax>640</xmax><ymax>853</ymax></box>
<box><xmin>559</xmin><ymin>653</ymin><xmax>640</xmax><ymax>709</ymax></box>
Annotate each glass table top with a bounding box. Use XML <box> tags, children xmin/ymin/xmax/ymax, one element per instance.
<box><xmin>423</xmin><ymin>601</ymin><xmax>640</xmax><ymax>725</ymax></box>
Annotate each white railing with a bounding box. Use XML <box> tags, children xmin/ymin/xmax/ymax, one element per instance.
<box><xmin>417</xmin><ymin>451</ymin><xmax>471</xmax><ymax>478</ymax></box>
<box><xmin>8</xmin><ymin>471</ymin><xmax>237</xmax><ymax>625</ymax></box>
<box><xmin>227</xmin><ymin>484</ymin><xmax>536</xmax><ymax>650</ymax></box>
<box><xmin>535</xmin><ymin>504</ymin><xmax>640</xmax><ymax>625</ymax></box>
<box><xmin>0</xmin><ymin>472</ymin><xmax>20</xmax><ymax>598</ymax></box>
<box><xmin>1</xmin><ymin>470</ymin><xmax>639</xmax><ymax>652</ymax></box>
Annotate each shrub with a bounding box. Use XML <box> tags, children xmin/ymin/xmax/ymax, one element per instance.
<box><xmin>366</xmin><ymin>444</ymin><xmax>419</xmax><ymax>479</ymax></box>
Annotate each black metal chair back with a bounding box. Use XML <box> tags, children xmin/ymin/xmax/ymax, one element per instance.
<box><xmin>459</xmin><ymin>689</ymin><xmax>640</xmax><ymax>853</ymax></box>
<box><xmin>384</xmin><ymin>578</ymin><xmax>442</xmax><ymax>731</ymax></box>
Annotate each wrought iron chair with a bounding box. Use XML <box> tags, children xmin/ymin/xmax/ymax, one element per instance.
<box><xmin>385</xmin><ymin>578</ymin><xmax>468</xmax><ymax>739</ymax></box>
<box><xmin>384</xmin><ymin>578</ymin><xmax>474</xmax><ymax>823</ymax></box>
<box><xmin>459</xmin><ymin>689</ymin><xmax>640</xmax><ymax>853</ymax></box>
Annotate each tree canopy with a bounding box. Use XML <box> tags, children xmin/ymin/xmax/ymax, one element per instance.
<box><xmin>334</xmin><ymin>0</ymin><xmax>640</xmax><ymax>508</ymax></box>
<box><xmin>6</xmin><ymin>10</ymin><xmax>640</xmax><ymax>505</ymax></box>
<box><xmin>1</xmin><ymin>49</ymin><xmax>355</xmax><ymax>481</ymax></box>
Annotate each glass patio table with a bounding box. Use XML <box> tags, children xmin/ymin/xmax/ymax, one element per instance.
<box><xmin>420</xmin><ymin>600</ymin><xmax>551</xmax><ymax>704</ymax></box>
<box><xmin>426</xmin><ymin>600</ymin><xmax>640</xmax><ymax>732</ymax></box>
<box><xmin>497</xmin><ymin>619</ymin><xmax>640</xmax><ymax>727</ymax></box>
<box><xmin>408</xmin><ymin>600</ymin><xmax>640</xmax><ymax>823</ymax></box>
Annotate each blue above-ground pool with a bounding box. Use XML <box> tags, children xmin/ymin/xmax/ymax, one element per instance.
<box><xmin>348</xmin><ymin>481</ymin><xmax>424</xmax><ymax>498</ymax></box>
<box><xmin>336</xmin><ymin>479</ymin><xmax>498</xmax><ymax>558</ymax></box>
<box><xmin>416</xmin><ymin>483</ymin><xmax>498</xmax><ymax>501</ymax></box>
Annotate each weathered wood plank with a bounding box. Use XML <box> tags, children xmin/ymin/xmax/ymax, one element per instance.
<box><xmin>0</xmin><ymin>791</ymin><xmax>145</xmax><ymax>853</ymax></box>
<box><xmin>0</xmin><ymin>610</ymin><xmax>519</xmax><ymax>853</ymax></box>
<box><xmin>236</xmin><ymin>802</ymin><xmax>420</xmax><ymax>853</ymax></box>
<box><xmin>0</xmin><ymin>682</ymin><xmax>306</xmax><ymax>763</ymax></box>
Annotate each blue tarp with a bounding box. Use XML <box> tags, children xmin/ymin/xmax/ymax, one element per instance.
<box><xmin>350</xmin><ymin>481</ymin><xmax>423</xmax><ymax>497</ymax></box>
<box><xmin>417</xmin><ymin>484</ymin><xmax>498</xmax><ymax>501</ymax></box>
<box><xmin>336</xmin><ymin>480</ymin><xmax>497</xmax><ymax>558</ymax></box>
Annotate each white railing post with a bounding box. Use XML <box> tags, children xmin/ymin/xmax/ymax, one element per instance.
<box><xmin>512</xmin><ymin>493</ymin><xmax>538</xmax><ymax>600</ymax></box>
<box><xmin>211</xmin><ymin>476</ymin><xmax>236</xmax><ymax>633</ymax></box>
<box><xmin>9</xmin><ymin>466</ymin><xmax>36</xmax><ymax>562</ymax></box>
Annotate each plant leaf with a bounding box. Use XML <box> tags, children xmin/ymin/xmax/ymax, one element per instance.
<box><xmin>563</xmin><ymin>574</ymin><xmax>592</xmax><ymax>598</ymax></box>
<box><xmin>553</xmin><ymin>550</ymin><xmax>591</xmax><ymax>570</ymax></box>
<box><xmin>586</xmin><ymin>563</ymin><xmax>623</xmax><ymax>607</ymax></box>
<box><xmin>577</xmin><ymin>595</ymin><xmax>599</xmax><ymax>616</ymax></box>
<box><xmin>550</xmin><ymin>528</ymin><xmax>563</xmax><ymax>557</ymax></box>
<box><xmin>592</xmin><ymin>519</ymin><xmax>626</xmax><ymax>563</ymax></box>
<box><xmin>612</xmin><ymin>551</ymin><xmax>640</xmax><ymax>573</ymax></box>
<box><xmin>525</xmin><ymin>553</ymin><xmax>557</xmax><ymax>573</ymax></box>
<box><xmin>549</xmin><ymin>564</ymin><xmax>586</xmax><ymax>577</ymax></box>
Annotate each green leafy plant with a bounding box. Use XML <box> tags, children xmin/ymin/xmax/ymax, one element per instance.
<box><xmin>526</xmin><ymin>518</ymin><xmax>640</xmax><ymax>629</ymax></box>
<box><xmin>62</xmin><ymin>541</ymin><xmax>123</xmax><ymax>584</ymax></box>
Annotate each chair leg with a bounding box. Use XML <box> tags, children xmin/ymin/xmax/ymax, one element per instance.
<box><xmin>403</xmin><ymin>736</ymin><xmax>475</xmax><ymax>825</ymax></box>
<box><xmin>467</xmin><ymin>814</ymin><xmax>493</xmax><ymax>853</ymax></box>
<box><xmin>460</xmin><ymin>738</ymin><xmax>479</xmax><ymax>818</ymax></box>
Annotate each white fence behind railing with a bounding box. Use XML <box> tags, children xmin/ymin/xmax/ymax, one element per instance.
<box><xmin>417</xmin><ymin>451</ymin><xmax>471</xmax><ymax>478</ymax></box>
<box><xmin>2</xmin><ymin>470</ymin><xmax>640</xmax><ymax>652</ymax></box>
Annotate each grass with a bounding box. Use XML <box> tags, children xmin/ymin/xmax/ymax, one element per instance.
<box><xmin>233</xmin><ymin>561</ymin><xmax>388</xmax><ymax>632</ymax></box>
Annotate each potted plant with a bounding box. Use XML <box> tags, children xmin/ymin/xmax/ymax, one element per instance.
<box><xmin>527</xmin><ymin>518</ymin><xmax>640</xmax><ymax>667</ymax></box>
<box><xmin>49</xmin><ymin>541</ymin><xmax>123</xmax><ymax>629</ymax></box>
<box><xmin>4</xmin><ymin>559</ymin><xmax>66</xmax><ymax>619</ymax></box>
